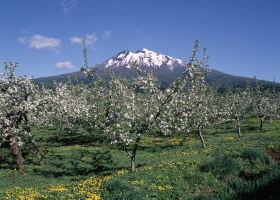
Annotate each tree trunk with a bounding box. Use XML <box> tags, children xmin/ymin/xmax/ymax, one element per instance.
<box><xmin>198</xmin><ymin>126</ymin><xmax>206</xmax><ymax>148</ymax></box>
<box><xmin>130</xmin><ymin>154</ymin><xmax>136</xmax><ymax>172</ymax></box>
<box><xmin>237</xmin><ymin>117</ymin><xmax>241</xmax><ymax>137</ymax></box>
<box><xmin>10</xmin><ymin>142</ymin><xmax>24</xmax><ymax>172</ymax></box>
<box><xmin>29</xmin><ymin>134</ymin><xmax>44</xmax><ymax>165</ymax></box>
<box><xmin>260</xmin><ymin>116</ymin><xmax>264</xmax><ymax>131</ymax></box>
<box><xmin>130</xmin><ymin>142</ymin><xmax>138</xmax><ymax>172</ymax></box>
<box><xmin>129</xmin><ymin>133</ymin><xmax>141</xmax><ymax>172</ymax></box>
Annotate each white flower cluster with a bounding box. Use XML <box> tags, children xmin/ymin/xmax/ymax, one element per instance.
<box><xmin>0</xmin><ymin>63</ymin><xmax>54</xmax><ymax>148</ymax></box>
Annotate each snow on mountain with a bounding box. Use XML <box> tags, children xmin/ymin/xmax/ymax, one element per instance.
<box><xmin>35</xmin><ymin>48</ymin><xmax>280</xmax><ymax>90</ymax></box>
<box><xmin>103</xmin><ymin>48</ymin><xmax>186</xmax><ymax>70</ymax></box>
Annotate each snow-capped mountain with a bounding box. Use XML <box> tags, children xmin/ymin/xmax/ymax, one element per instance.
<box><xmin>35</xmin><ymin>48</ymin><xmax>280</xmax><ymax>90</ymax></box>
<box><xmin>101</xmin><ymin>48</ymin><xmax>186</xmax><ymax>71</ymax></box>
<box><xmin>92</xmin><ymin>48</ymin><xmax>187</xmax><ymax>88</ymax></box>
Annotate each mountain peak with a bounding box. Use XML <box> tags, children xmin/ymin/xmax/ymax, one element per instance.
<box><xmin>104</xmin><ymin>48</ymin><xmax>185</xmax><ymax>70</ymax></box>
<box><xmin>142</xmin><ymin>48</ymin><xmax>150</xmax><ymax>51</ymax></box>
<box><xmin>136</xmin><ymin>48</ymin><xmax>154</xmax><ymax>53</ymax></box>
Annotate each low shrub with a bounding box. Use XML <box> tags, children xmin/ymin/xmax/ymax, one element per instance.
<box><xmin>241</xmin><ymin>148</ymin><xmax>271</xmax><ymax>165</ymax></box>
<box><xmin>200</xmin><ymin>155</ymin><xmax>241</xmax><ymax>179</ymax></box>
<box><xmin>101</xmin><ymin>179</ymin><xmax>147</xmax><ymax>200</ymax></box>
<box><xmin>240</xmin><ymin>148</ymin><xmax>272</xmax><ymax>176</ymax></box>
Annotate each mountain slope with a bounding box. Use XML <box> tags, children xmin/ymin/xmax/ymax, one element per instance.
<box><xmin>103</xmin><ymin>48</ymin><xmax>185</xmax><ymax>70</ymax></box>
<box><xmin>35</xmin><ymin>49</ymin><xmax>279</xmax><ymax>90</ymax></box>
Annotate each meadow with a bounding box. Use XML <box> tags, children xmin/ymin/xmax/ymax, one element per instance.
<box><xmin>1</xmin><ymin>118</ymin><xmax>280</xmax><ymax>200</ymax></box>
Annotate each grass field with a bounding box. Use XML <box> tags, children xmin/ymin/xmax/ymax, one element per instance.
<box><xmin>0</xmin><ymin>118</ymin><xmax>280</xmax><ymax>199</ymax></box>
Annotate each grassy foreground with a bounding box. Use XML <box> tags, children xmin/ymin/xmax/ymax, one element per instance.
<box><xmin>0</xmin><ymin>118</ymin><xmax>280</xmax><ymax>200</ymax></box>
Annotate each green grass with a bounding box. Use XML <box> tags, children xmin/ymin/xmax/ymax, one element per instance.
<box><xmin>0</xmin><ymin>118</ymin><xmax>280</xmax><ymax>199</ymax></box>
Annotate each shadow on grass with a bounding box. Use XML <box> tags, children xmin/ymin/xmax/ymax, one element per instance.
<box><xmin>242</xmin><ymin>125</ymin><xmax>260</xmax><ymax>132</ymax></box>
<box><xmin>138</xmin><ymin>143</ymin><xmax>184</xmax><ymax>153</ymax></box>
<box><xmin>45</xmin><ymin>130</ymin><xmax>106</xmax><ymax>146</ymax></box>
<box><xmin>236</xmin><ymin>177</ymin><xmax>280</xmax><ymax>200</ymax></box>
<box><xmin>33</xmin><ymin>149</ymin><xmax>116</xmax><ymax>177</ymax></box>
<box><xmin>236</xmin><ymin>150</ymin><xmax>280</xmax><ymax>200</ymax></box>
<box><xmin>0</xmin><ymin>147</ymin><xmax>18</xmax><ymax>170</ymax></box>
<box><xmin>0</xmin><ymin>156</ymin><xmax>4</xmax><ymax>164</ymax></box>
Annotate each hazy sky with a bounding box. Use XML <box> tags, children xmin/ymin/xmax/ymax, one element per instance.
<box><xmin>1</xmin><ymin>0</ymin><xmax>280</xmax><ymax>81</ymax></box>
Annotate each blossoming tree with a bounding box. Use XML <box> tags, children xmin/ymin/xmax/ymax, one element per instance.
<box><xmin>50</xmin><ymin>82</ymin><xmax>92</xmax><ymax>132</ymax></box>
<box><xmin>251</xmin><ymin>84</ymin><xmax>274</xmax><ymax>131</ymax></box>
<box><xmin>0</xmin><ymin>62</ymin><xmax>54</xmax><ymax>171</ymax></box>
<box><xmin>225</xmin><ymin>88</ymin><xmax>253</xmax><ymax>137</ymax></box>
<box><xmin>82</xmin><ymin>40</ymin><xmax>209</xmax><ymax>171</ymax></box>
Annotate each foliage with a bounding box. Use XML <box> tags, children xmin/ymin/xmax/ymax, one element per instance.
<box><xmin>241</xmin><ymin>148</ymin><xmax>271</xmax><ymax>165</ymax></box>
<box><xmin>0</xmin><ymin>62</ymin><xmax>54</xmax><ymax>170</ymax></box>
<box><xmin>101</xmin><ymin>180</ymin><xmax>146</xmax><ymax>200</ymax></box>
<box><xmin>240</xmin><ymin>148</ymin><xmax>272</xmax><ymax>175</ymax></box>
<box><xmin>200</xmin><ymin>154</ymin><xmax>241</xmax><ymax>179</ymax></box>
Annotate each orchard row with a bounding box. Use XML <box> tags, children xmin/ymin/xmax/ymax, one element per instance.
<box><xmin>1</xmin><ymin>41</ymin><xmax>279</xmax><ymax>172</ymax></box>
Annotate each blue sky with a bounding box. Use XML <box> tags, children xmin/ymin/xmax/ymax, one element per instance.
<box><xmin>0</xmin><ymin>0</ymin><xmax>280</xmax><ymax>81</ymax></box>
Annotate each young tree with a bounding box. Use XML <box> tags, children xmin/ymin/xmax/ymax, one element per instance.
<box><xmin>164</xmin><ymin>48</ymin><xmax>228</xmax><ymax>148</ymax></box>
<box><xmin>251</xmin><ymin>84</ymin><xmax>272</xmax><ymax>132</ymax></box>
<box><xmin>225</xmin><ymin>88</ymin><xmax>253</xmax><ymax>137</ymax></box>
<box><xmin>186</xmin><ymin>80</ymin><xmax>229</xmax><ymax>148</ymax></box>
<box><xmin>103</xmin><ymin>72</ymin><xmax>162</xmax><ymax>172</ymax></box>
<box><xmin>0</xmin><ymin>62</ymin><xmax>53</xmax><ymax>171</ymax></box>
<box><xmin>266</xmin><ymin>90</ymin><xmax>280</xmax><ymax>123</ymax></box>
<box><xmin>51</xmin><ymin>82</ymin><xmax>92</xmax><ymax>132</ymax></box>
<box><xmin>82</xmin><ymin>40</ymin><xmax>209</xmax><ymax>171</ymax></box>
